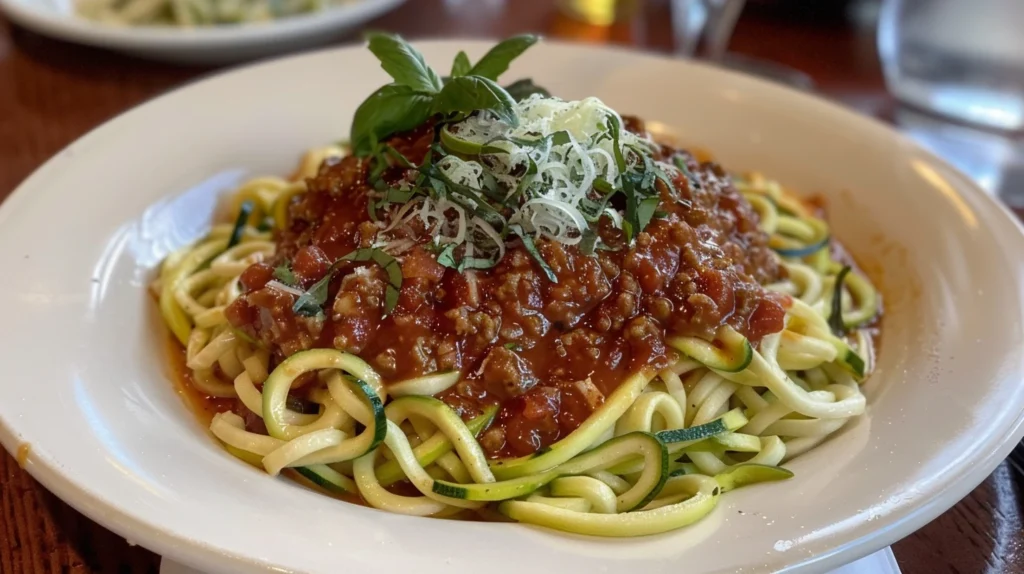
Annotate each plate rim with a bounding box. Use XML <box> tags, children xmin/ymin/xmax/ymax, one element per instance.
<box><xmin>2</xmin><ymin>39</ymin><xmax>1024</xmax><ymax>574</ymax></box>
<box><xmin>0</xmin><ymin>0</ymin><xmax>404</xmax><ymax>49</ymax></box>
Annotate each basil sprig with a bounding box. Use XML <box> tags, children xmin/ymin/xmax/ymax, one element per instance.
<box><xmin>350</xmin><ymin>33</ymin><xmax>540</xmax><ymax>155</ymax></box>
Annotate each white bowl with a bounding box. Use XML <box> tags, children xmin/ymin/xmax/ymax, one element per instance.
<box><xmin>2</xmin><ymin>40</ymin><xmax>1024</xmax><ymax>574</ymax></box>
<box><xmin>0</xmin><ymin>0</ymin><xmax>404</xmax><ymax>63</ymax></box>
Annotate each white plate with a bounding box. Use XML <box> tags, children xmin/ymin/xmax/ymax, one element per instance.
<box><xmin>162</xmin><ymin>545</ymin><xmax>903</xmax><ymax>574</ymax></box>
<box><xmin>2</xmin><ymin>40</ymin><xmax>1024</xmax><ymax>574</ymax></box>
<box><xmin>0</xmin><ymin>0</ymin><xmax>403</xmax><ymax>63</ymax></box>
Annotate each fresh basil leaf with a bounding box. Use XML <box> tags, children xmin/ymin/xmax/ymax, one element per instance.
<box><xmin>432</xmin><ymin>76</ymin><xmax>519</xmax><ymax>127</ymax></box>
<box><xmin>366</xmin><ymin>32</ymin><xmax>444</xmax><ymax>93</ymax></box>
<box><xmin>510</xmin><ymin>224</ymin><xmax>557</xmax><ymax>283</ymax></box>
<box><xmin>504</xmin><ymin>78</ymin><xmax>550</xmax><ymax>102</ymax></box>
<box><xmin>350</xmin><ymin>84</ymin><xmax>434</xmax><ymax>156</ymax></box>
<box><xmin>451</xmin><ymin>51</ymin><xmax>472</xmax><ymax>78</ymax></box>
<box><xmin>273</xmin><ymin>263</ymin><xmax>297</xmax><ymax>286</ymax></box>
<box><xmin>829</xmin><ymin>266</ymin><xmax>852</xmax><ymax>336</ymax></box>
<box><xmin>468</xmin><ymin>34</ymin><xmax>538</xmax><ymax>80</ymax></box>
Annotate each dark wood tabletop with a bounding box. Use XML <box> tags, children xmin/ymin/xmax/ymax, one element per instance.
<box><xmin>2</xmin><ymin>0</ymin><xmax>1023</xmax><ymax>572</ymax></box>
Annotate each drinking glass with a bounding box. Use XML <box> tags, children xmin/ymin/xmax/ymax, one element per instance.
<box><xmin>878</xmin><ymin>0</ymin><xmax>1024</xmax><ymax>132</ymax></box>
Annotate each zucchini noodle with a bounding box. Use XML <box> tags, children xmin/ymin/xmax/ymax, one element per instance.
<box><xmin>75</xmin><ymin>0</ymin><xmax>360</xmax><ymax>27</ymax></box>
<box><xmin>156</xmin><ymin>150</ymin><xmax>880</xmax><ymax>538</ymax></box>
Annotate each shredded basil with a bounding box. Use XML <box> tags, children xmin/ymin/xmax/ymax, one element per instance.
<box><xmin>272</xmin><ymin>263</ymin><xmax>297</xmax><ymax>286</ymax></box>
<box><xmin>292</xmin><ymin>270</ymin><xmax>334</xmax><ymax>318</ymax></box>
<box><xmin>291</xmin><ymin>247</ymin><xmax>404</xmax><ymax>319</ymax></box>
<box><xmin>579</xmin><ymin>228</ymin><xmax>599</xmax><ymax>256</ymax></box>
<box><xmin>673</xmin><ymin>155</ymin><xmax>702</xmax><ymax>192</ymax></box>
<box><xmin>510</xmin><ymin>224</ymin><xmax>557</xmax><ymax>283</ymax></box>
<box><xmin>435</xmin><ymin>242</ymin><xmax>498</xmax><ymax>273</ymax></box>
<box><xmin>340</xmin><ymin>247</ymin><xmax>404</xmax><ymax>316</ymax></box>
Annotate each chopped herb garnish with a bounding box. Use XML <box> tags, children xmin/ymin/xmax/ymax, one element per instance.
<box><xmin>579</xmin><ymin>228</ymin><xmax>599</xmax><ymax>256</ymax></box>
<box><xmin>503</xmin><ymin>342</ymin><xmax>523</xmax><ymax>351</ymax></box>
<box><xmin>829</xmin><ymin>266</ymin><xmax>852</xmax><ymax>336</ymax></box>
<box><xmin>273</xmin><ymin>263</ymin><xmax>297</xmax><ymax>286</ymax></box>
<box><xmin>340</xmin><ymin>247</ymin><xmax>403</xmax><ymax>315</ymax></box>
<box><xmin>435</xmin><ymin>243</ymin><xmax>458</xmax><ymax>269</ymax></box>
<box><xmin>292</xmin><ymin>270</ymin><xmax>334</xmax><ymax>318</ymax></box>
<box><xmin>673</xmin><ymin>155</ymin><xmax>702</xmax><ymax>191</ymax></box>
<box><xmin>291</xmin><ymin>247</ymin><xmax>405</xmax><ymax>319</ymax></box>
<box><xmin>348</xmin><ymin>36</ymin><xmax>689</xmax><ymax>286</ymax></box>
<box><xmin>435</xmin><ymin>243</ymin><xmax>498</xmax><ymax>273</ymax></box>
<box><xmin>510</xmin><ymin>224</ymin><xmax>557</xmax><ymax>283</ymax></box>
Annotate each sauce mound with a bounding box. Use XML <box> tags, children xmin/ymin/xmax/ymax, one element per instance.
<box><xmin>225</xmin><ymin>117</ymin><xmax>788</xmax><ymax>458</ymax></box>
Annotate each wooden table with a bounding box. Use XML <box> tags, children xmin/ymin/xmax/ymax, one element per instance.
<box><xmin>1</xmin><ymin>0</ymin><xmax>1022</xmax><ymax>572</ymax></box>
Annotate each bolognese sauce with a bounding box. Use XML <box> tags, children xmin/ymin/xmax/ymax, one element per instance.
<box><xmin>224</xmin><ymin>117</ymin><xmax>790</xmax><ymax>459</ymax></box>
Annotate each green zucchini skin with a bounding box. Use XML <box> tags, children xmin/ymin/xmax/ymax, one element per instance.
<box><xmin>375</xmin><ymin>405</ymin><xmax>497</xmax><ymax>487</ymax></box>
<box><xmin>830</xmin><ymin>337</ymin><xmax>867</xmax><ymax>379</ymax></box>
<box><xmin>294</xmin><ymin>464</ymin><xmax>358</xmax><ymax>495</ymax></box>
<box><xmin>656</xmin><ymin>408</ymin><xmax>748</xmax><ymax>446</ymax></box>
<box><xmin>433</xmin><ymin>432</ymin><xmax>669</xmax><ymax>508</ymax></box>
<box><xmin>667</xmin><ymin>329</ymin><xmax>753</xmax><ymax>373</ymax></box>
<box><xmin>714</xmin><ymin>464</ymin><xmax>794</xmax><ymax>493</ymax></box>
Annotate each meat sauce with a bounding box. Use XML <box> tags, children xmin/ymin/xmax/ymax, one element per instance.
<box><xmin>224</xmin><ymin>118</ymin><xmax>790</xmax><ymax>459</ymax></box>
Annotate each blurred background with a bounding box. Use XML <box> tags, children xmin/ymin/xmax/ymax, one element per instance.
<box><xmin>1</xmin><ymin>1</ymin><xmax>1024</xmax><ymax>573</ymax></box>
<box><xmin>3</xmin><ymin>0</ymin><xmax>1024</xmax><ymax>214</ymax></box>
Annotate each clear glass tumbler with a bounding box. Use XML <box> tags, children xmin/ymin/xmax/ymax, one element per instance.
<box><xmin>878</xmin><ymin>0</ymin><xmax>1024</xmax><ymax>132</ymax></box>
